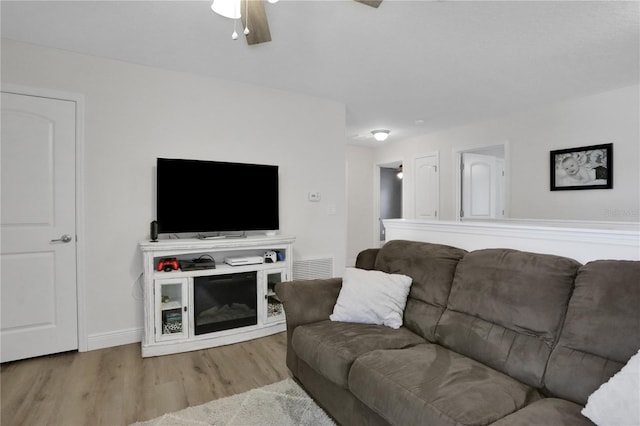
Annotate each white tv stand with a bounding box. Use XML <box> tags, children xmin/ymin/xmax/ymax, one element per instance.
<box><xmin>139</xmin><ymin>234</ymin><xmax>295</xmax><ymax>357</ymax></box>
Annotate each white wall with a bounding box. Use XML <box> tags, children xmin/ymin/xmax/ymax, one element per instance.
<box><xmin>346</xmin><ymin>145</ymin><xmax>374</xmax><ymax>266</ymax></box>
<box><xmin>1</xmin><ymin>39</ymin><xmax>347</xmax><ymax>347</ymax></box>
<box><xmin>372</xmin><ymin>84</ymin><xmax>640</xmax><ymax>223</ymax></box>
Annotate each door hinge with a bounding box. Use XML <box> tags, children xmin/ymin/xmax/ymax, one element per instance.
<box><xmin>460</xmin><ymin>209</ymin><xmax>464</xmax><ymax>218</ymax></box>
<box><xmin>435</xmin><ymin>210</ymin><xmax>438</xmax><ymax>217</ymax></box>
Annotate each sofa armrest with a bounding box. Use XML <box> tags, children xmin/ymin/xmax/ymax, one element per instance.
<box><xmin>356</xmin><ymin>248</ymin><xmax>379</xmax><ymax>270</ymax></box>
<box><xmin>274</xmin><ymin>278</ymin><xmax>342</xmax><ymax>374</ymax></box>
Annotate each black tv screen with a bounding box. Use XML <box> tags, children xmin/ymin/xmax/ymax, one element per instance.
<box><xmin>156</xmin><ymin>158</ymin><xmax>279</xmax><ymax>234</ymax></box>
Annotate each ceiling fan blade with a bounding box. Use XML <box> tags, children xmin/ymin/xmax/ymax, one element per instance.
<box><xmin>241</xmin><ymin>0</ymin><xmax>272</xmax><ymax>45</ymax></box>
<box><xmin>354</xmin><ymin>0</ymin><xmax>382</xmax><ymax>8</ymax></box>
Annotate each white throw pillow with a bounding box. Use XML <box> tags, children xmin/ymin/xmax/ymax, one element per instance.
<box><xmin>581</xmin><ymin>349</ymin><xmax>640</xmax><ymax>426</ymax></box>
<box><xmin>329</xmin><ymin>267</ymin><xmax>413</xmax><ymax>329</ymax></box>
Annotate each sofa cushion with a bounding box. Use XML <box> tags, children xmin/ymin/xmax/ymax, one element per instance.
<box><xmin>436</xmin><ymin>248</ymin><xmax>580</xmax><ymax>388</ymax></box>
<box><xmin>544</xmin><ymin>260</ymin><xmax>640</xmax><ymax>405</ymax></box>
<box><xmin>374</xmin><ymin>240</ymin><xmax>467</xmax><ymax>341</ymax></box>
<box><xmin>291</xmin><ymin>320</ymin><xmax>425</xmax><ymax>389</ymax></box>
<box><xmin>490</xmin><ymin>398</ymin><xmax>594</xmax><ymax>426</ymax></box>
<box><xmin>349</xmin><ymin>344</ymin><xmax>541</xmax><ymax>426</ymax></box>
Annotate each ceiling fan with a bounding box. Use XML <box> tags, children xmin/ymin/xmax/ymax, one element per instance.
<box><xmin>212</xmin><ymin>0</ymin><xmax>383</xmax><ymax>46</ymax></box>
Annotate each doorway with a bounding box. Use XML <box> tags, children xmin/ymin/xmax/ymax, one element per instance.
<box><xmin>455</xmin><ymin>144</ymin><xmax>507</xmax><ymax>221</ymax></box>
<box><xmin>377</xmin><ymin>161</ymin><xmax>403</xmax><ymax>246</ymax></box>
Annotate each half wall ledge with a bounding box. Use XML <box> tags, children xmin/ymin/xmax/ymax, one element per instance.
<box><xmin>382</xmin><ymin>219</ymin><xmax>640</xmax><ymax>264</ymax></box>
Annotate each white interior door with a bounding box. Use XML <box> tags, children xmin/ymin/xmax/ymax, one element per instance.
<box><xmin>415</xmin><ymin>154</ymin><xmax>439</xmax><ymax>220</ymax></box>
<box><xmin>461</xmin><ymin>153</ymin><xmax>496</xmax><ymax>220</ymax></box>
<box><xmin>1</xmin><ymin>91</ymin><xmax>78</xmax><ymax>362</ymax></box>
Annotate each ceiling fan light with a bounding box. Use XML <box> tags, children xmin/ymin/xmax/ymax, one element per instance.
<box><xmin>267</xmin><ymin>0</ymin><xmax>279</xmax><ymax>3</ymax></box>
<box><xmin>211</xmin><ymin>0</ymin><xmax>241</xmax><ymax>19</ymax></box>
<box><xmin>372</xmin><ymin>129</ymin><xmax>390</xmax><ymax>142</ymax></box>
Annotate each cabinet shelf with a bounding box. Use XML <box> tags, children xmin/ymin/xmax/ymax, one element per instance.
<box><xmin>151</xmin><ymin>260</ymin><xmax>287</xmax><ymax>280</ymax></box>
<box><xmin>140</xmin><ymin>235</ymin><xmax>294</xmax><ymax>357</ymax></box>
<box><xmin>161</xmin><ymin>301</ymin><xmax>182</xmax><ymax>311</ymax></box>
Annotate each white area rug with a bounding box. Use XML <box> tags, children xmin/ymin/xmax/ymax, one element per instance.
<box><xmin>131</xmin><ymin>378</ymin><xmax>336</xmax><ymax>426</ymax></box>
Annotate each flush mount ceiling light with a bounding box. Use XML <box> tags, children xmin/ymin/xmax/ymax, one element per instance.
<box><xmin>371</xmin><ymin>129</ymin><xmax>390</xmax><ymax>142</ymax></box>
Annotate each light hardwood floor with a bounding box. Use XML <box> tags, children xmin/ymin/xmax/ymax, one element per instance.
<box><xmin>1</xmin><ymin>332</ymin><xmax>290</xmax><ymax>426</ymax></box>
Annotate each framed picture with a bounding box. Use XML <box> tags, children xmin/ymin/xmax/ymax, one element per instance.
<box><xmin>550</xmin><ymin>143</ymin><xmax>613</xmax><ymax>191</ymax></box>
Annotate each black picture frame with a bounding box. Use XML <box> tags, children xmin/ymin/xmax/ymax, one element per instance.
<box><xmin>550</xmin><ymin>143</ymin><xmax>613</xmax><ymax>191</ymax></box>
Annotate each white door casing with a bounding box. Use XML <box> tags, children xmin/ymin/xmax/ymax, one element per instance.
<box><xmin>415</xmin><ymin>154</ymin><xmax>439</xmax><ymax>220</ymax></box>
<box><xmin>1</xmin><ymin>91</ymin><xmax>79</xmax><ymax>362</ymax></box>
<box><xmin>495</xmin><ymin>158</ymin><xmax>505</xmax><ymax>218</ymax></box>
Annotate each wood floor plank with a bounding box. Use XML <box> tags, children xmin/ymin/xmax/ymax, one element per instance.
<box><xmin>1</xmin><ymin>332</ymin><xmax>289</xmax><ymax>426</ymax></box>
<box><xmin>52</xmin><ymin>348</ymin><xmax>102</xmax><ymax>426</ymax></box>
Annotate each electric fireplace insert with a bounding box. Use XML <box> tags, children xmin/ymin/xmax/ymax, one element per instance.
<box><xmin>193</xmin><ymin>272</ymin><xmax>257</xmax><ymax>335</ymax></box>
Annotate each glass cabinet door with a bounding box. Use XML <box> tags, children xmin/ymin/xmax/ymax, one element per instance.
<box><xmin>264</xmin><ymin>269</ymin><xmax>286</xmax><ymax>324</ymax></box>
<box><xmin>155</xmin><ymin>277</ymin><xmax>189</xmax><ymax>341</ymax></box>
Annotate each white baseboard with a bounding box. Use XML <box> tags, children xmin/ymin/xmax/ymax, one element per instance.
<box><xmin>86</xmin><ymin>327</ymin><xmax>143</xmax><ymax>351</ymax></box>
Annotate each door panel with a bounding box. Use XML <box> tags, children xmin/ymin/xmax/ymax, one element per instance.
<box><xmin>2</xmin><ymin>252</ymin><xmax>56</xmax><ymax>329</ymax></box>
<box><xmin>1</xmin><ymin>111</ymin><xmax>54</xmax><ymax>224</ymax></box>
<box><xmin>1</xmin><ymin>91</ymin><xmax>78</xmax><ymax>362</ymax></box>
<box><xmin>415</xmin><ymin>155</ymin><xmax>439</xmax><ymax>220</ymax></box>
<box><xmin>462</xmin><ymin>153</ymin><xmax>496</xmax><ymax>219</ymax></box>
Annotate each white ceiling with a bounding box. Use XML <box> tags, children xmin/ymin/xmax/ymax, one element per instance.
<box><xmin>2</xmin><ymin>0</ymin><xmax>638</xmax><ymax>145</ymax></box>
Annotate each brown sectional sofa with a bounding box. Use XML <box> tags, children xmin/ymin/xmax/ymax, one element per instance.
<box><xmin>274</xmin><ymin>240</ymin><xmax>640</xmax><ymax>426</ymax></box>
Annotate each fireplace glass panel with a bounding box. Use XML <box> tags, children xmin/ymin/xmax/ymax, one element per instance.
<box><xmin>193</xmin><ymin>272</ymin><xmax>257</xmax><ymax>335</ymax></box>
<box><xmin>266</xmin><ymin>270</ymin><xmax>284</xmax><ymax>321</ymax></box>
<box><xmin>160</xmin><ymin>282</ymin><xmax>183</xmax><ymax>336</ymax></box>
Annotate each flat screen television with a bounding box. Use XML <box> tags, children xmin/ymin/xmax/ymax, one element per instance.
<box><xmin>156</xmin><ymin>158</ymin><xmax>279</xmax><ymax>235</ymax></box>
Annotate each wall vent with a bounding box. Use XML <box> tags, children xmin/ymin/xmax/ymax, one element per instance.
<box><xmin>292</xmin><ymin>257</ymin><xmax>334</xmax><ymax>281</ymax></box>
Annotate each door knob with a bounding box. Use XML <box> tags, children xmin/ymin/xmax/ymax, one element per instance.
<box><xmin>51</xmin><ymin>234</ymin><xmax>73</xmax><ymax>244</ymax></box>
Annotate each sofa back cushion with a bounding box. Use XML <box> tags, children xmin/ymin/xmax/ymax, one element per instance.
<box><xmin>543</xmin><ymin>260</ymin><xmax>640</xmax><ymax>405</ymax></box>
<box><xmin>373</xmin><ymin>240</ymin><xmax>467</xmax><ymax>341</ymax></box>
<box><xmin>436</xmin><ymin>248</ymin><xmax>581</xmax><ymax>388</ymax></box>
